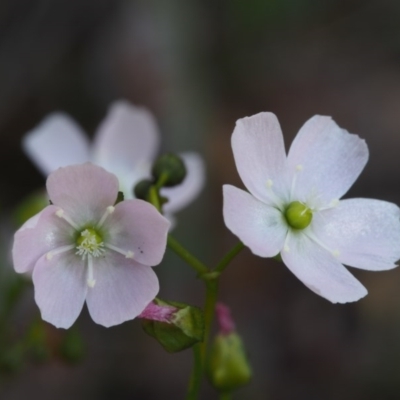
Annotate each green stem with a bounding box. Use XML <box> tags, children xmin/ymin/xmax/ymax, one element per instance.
<box><xmin>201</xmin><ymin>280</ymin><xmax>219</xmax><ymax>361</ymax></box>
<box><xmin>186</xmin><ymin>344</ymin><xmax>203</xmax><ymax>400</ymax></box>
<box><xmin>214</xmin><ymin>242</ymin><xmax>244</xmax><ymax>274</ymax></box>
<box><xmin>149</xmin><ymin>186</ymin><xmax>161</xmax><ymax>212</ymax></box>
<box><xmin>167</xmin><ymin>235</ymin><xmax>209</xmax><ymax>275</ymax></box>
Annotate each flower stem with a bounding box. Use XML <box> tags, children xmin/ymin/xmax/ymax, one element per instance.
<box><xmin>215</xmin><ymin>242</ymin><xmax>244</xmax><ymax>274</ymax></box>
<box><xmin>185</xmin><ymin>343</ymin><xmax>203</xmax><ymax>400</ymax></box>
<box><xmin>167</xmin><ymin>235</ymin><xmax>209</xmax><ymax>275</ymax></box>
<box><xmin>149</xmin><ymin>186</ymin><xmax>161</xmax><ymax>212</ymax></box>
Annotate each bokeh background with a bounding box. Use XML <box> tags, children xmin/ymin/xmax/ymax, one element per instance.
<box><xmin>1</xmin><ymin>0</ymin><xmax>400</xmax><ymax>399</ymax></box>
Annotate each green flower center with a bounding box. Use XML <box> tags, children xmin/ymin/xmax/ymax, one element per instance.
<box><xmin>76</xmin><ymin>228</ymin><xmax>105</xmax><ymax>259</ymax></box>
<box><xmin>284</xmin><ymin>201</ymin><xmax>313</xmax><ymax>230</ymax></box>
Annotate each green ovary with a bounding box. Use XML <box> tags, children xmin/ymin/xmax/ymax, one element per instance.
<box><xmin>284</xmin><ymin>201</ymin><xmax>313</xmax><ymax>230</ymax></box>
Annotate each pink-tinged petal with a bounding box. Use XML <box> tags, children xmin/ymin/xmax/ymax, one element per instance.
<box><xmin>12</xmin><ymin>205</ymin><xmax>75</xmax><ymax>273</ymax></box>
<box><xmin>281</xmin><ymin>232</ymin><xmax>367</xmax><ymax>303</ymax></box>
<box><xmin>46</xmin><ymin>164</ymin><xmax>119</xmax><ymax>224</ymax></box>
<box><xmin>33</xmin><ymin>251</ymin><xmax>87</xmax><ymax>329</ymax></box>
<box><xmin>23</xmin><ymin>113</ymin><xmax>90</xmax><ymax>176</ymax></box>
<box><xmin>223</xmin><ymin>185</ymin><xmax>287</xmax><ymax>258</ymax></box>
<box><xmin>104</xmin><ymin>199</ymin><xmax>169</xmax><ymax>266</ymax></box>
<box><xmin>162</xmin><ymin>152</ymin><xmax>205</xmax><ymax>214</ymax></box>
<box><xmin>231</xmin><ymin>113</ymin><xmax>288</xmax><ymax>205</ymax></box>
<box><xmin>312</xmin><ymin>198</ymin><xmax>400</xmax><ymax>271</ymax></box>
<box><xmin>139</xmin><ymin>302</ymin><xmax>177</xmax><ymax>322</ymax></box>
<box><xmin>86</xmin><ymin>253</ymin><xmax>159</xmax><ymax>327</ymax></box>
<box><xmin>92</xmin><ymin>100</ymin><xmax>160</xmax><ymax>176</ymax></box>
<box><xmin>287</xmin><ymin>116</ymin><xmax>368</xmax><ymax>204</ymax></box>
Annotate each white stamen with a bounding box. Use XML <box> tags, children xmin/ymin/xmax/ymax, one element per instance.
<box><xmin>316</xmin><ymin>198</ymin><xmax>340</xmax><ymax>212</ymax></box>
<box><xmin>105</xmin><ymin>243</ymin><xmax>135</xmax><ymax>259</ymax></box>
<box><xmin>290</xmin><ymin>165</ymin><xmax>303</xmax><ymax>201</ymax></box>
<box><xmin>265</xmin><ymin>179</ymin><xmax>283</xmax><ymax>209</ymax></box>
<box><xmin>46</xmin><ymin>244</ymin><xmax>75</xmax><ymax>260</ymax></box>
<box><xmin>96</xmin><ymin>206</ymin><xmax>115</xmax><ymax>228</ymax></box>
<box><xmin>306</xmin><ymin>231</ymin><xmax>340</xmax><ymax>258</ymax></box>
<box><xmin>283</xmin><ymin>245</ymin><xmax>290</xmax><ymax>252</ymax></box>
<box><xmin>55</xmin><ymin>208</ymin><xmax>79</xmax><ymax>230</ymax></box>
<box><xmin>87</xmin><ymin>255</ymin><xmax>96</xmax><ymax>288</ymax></box>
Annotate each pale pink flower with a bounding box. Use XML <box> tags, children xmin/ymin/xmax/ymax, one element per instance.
<box><xmin>23</xmin><ymin>101</ymin><xmax>205</xmax><ymax>223</ymax></box>
<box><xmin>12</xmin><ymin>163</ymin><xmax>170</xmax><ymax>328</ymax></box>
<box><xmin>223</xmin><ymin>113</ymin><xmax>400</xmax><ymax>303</ymax></box>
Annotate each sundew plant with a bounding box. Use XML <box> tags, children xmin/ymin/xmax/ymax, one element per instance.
<box><xmin>8</xmin><ymin>101</ymin><xmax>400</xmax><ymax>399</ymax></box>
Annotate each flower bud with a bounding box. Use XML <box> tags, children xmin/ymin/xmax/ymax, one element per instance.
<box><xmin>151</xmin><ymin>153</ymin><xmax>186</xmax><ymax>187</ymax></box>
<box><xmin>140</xmin><ymin>299</ymin><xmax>204</xmax><ymax>353</ymax></box>
<box><xmin>208</xmin><ymin>304</ymin><xmax>251</xmax><ymax>392</ymax></box>
<box><xmin>134</xmin><ymin>179</ymin><xmax>154</xmax><ymax>200</ymax></box>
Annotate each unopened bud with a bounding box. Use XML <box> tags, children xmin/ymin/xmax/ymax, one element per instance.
<box><xmin>134</xmin><ymin>179</ymin><xmax>154</xmax><ymax>200</ymax></box>
<box><xmin>151</xmin><ymin>153</ymin><xmax>186</xmax><ymax>187</ymax></box>
<box><xmin>140</xmin><ymin>299</ymin><xmax>204</xmax><ymax>353</ymax></box>
<box><xmin>208</xmin><ymin>303</ymin><xmax>251</xmax><ymax>392</ymax></box>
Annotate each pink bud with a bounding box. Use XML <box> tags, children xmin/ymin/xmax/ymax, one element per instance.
<box><xmin>215</xmin><ymin>303</ymin><xmax>235</xmax><ymax>335</ymax></box>
<box><xmin>139</xmin><ymin>302</ymin><xmax>177</xmax><ymax>323</ymax></box>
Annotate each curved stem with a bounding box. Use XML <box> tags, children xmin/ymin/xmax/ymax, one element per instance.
<box><xmin>167</xmin><ymin>235</ymin><xmax>209</xmax><ymax>275</ymax></box>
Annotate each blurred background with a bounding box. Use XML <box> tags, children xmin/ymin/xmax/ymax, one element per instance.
<box><xmin>0</xmin><ymin>0</ymin><xmax>400</xmax><ymax>399</ymax></box>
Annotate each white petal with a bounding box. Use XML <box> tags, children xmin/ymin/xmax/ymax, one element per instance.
<box><xmin>223</xmin><ymin>185</ymin><xmax>287</xmax><ymax>258</ymax></box>
<box><xmin>23</xmin><ymin>113</ymin><xmax>90</xmax><ymax>176</ymax></box>
<box><xmin>231</xmin><ymin>113</ymin><xmax>288</xmax><ymax>205</ymax></box>
<box><xmin>312</xmin><ymin>198</ymin><xmax>400</xmax><ymax>271</ymax></box>
<box><xmin>92</xmin><ymin>101</ymin><xmax>160</xmax><ymax>180</ymax></box>
<box><xmin>287</xmin><ymin>116</ymin><xmax>368</xmax><ymax>204</ymax></box>
<box><xmin>161</xmin><ymin>152</ymin><xmax>205</xmax><ymax>214</ymax></box>
<box><xmin>86</xmin><ymin>253</ymin><xmax>159</xmax><ymax>327</ymax></box>
<box><xmin>33</xmin><ymin>251</ymin><xmax>87</xmax><ymax>329</ymax></box>
<box><xmin>281</xmin><ymin>231</ymin><xmax>367</xmax><ymax>303</ymax></box>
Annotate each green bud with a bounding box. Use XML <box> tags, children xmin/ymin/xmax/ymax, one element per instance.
<box><xmin>151</xmin><ymin>153</ymin><xmax>186</xmax><ymax>187</ymax></box>
<box><xmin>141</xmin><ymin>299</ymin><xmax>204</xmax><ymax>353</ymax></box>
<box><xmin>208</xmin><ymin>332</ymin><xmax>252</xmax><ymax>392</ymax></box>
<box><xmin>284</xmin><ymin>201</ymin><xmax>312</xmax><ymax>230</ymax></box>
<box><xmin>134</xmin><ymin>179</ymin><xmax>154</xmax><ymax>200</ymax></box>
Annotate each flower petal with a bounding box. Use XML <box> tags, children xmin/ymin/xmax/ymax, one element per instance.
<box><xmin>223</xmin><ymin>185</ymin><xmax>287</xmax><ymax>258</ymax></box>
<box><xmin>92</xmin><ymin>101</ymin><xmax>159</xmax><ymax>178</ymax></box>
<box><xmin>312</xmin><ymin>198</ymin><xmax>400</xmax><ymax>271</ymax></box>
<box><xmin>281</xmin><ymin>232</ymin><xmax>367</xmax><ymax>303</ymax></box>
<box><xmin>12</xmin><ymin>205</ymin><xmax>75</xmax><ymax>273</ymax></box>
<box><xmin>287</xmin><ymin>116</ymin><xmax>368</xmax><ymax>204</ymax></box>
<box><xmin>161</xmin><ymin>152</ymin><xmax>205</xmax><ymax>214</ymax></box>
<box><xmin>231</xmin><ymin>113</ymin><xmax>288</xmax><ymax>205</ymax></box>
<box><xmin>104</xmin><ymin>199</ymin><xmax>169</xmax><ymax>266</ymax></box>
<box><xmin>46</xmin><ymin>164</ymin><xmax>119</xmax><ymax>224</ymax></box>
<box><xmin>23</xmin><ymin>113</ymin><xmax>90</xmax><ymax>176</ymax></box>
<box><xmin>33</xmin><ymin>251</ymin><xmax>87</xmax><ymax>329</ymax></box>
<box><xmin>86</xmin><ymin>254</ymin><xmax>159</xmax><ymax>327</ymax></box>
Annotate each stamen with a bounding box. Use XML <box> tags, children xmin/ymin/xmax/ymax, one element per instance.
<box><xmin>55</xmin><ymin>208</ymin><xmax>79</xmax><ymax>230</ymax></box>
<box><xmin>96</xmin><ymin>206</ymin><xmax>115</xmax><ymax>229</ymax></box>
<box><xmin>290</xmin><ymin>164</ymin><xmax>303</xmax><ymax>201</ymax></box>
<box><xmin>87</xmin><ymin>255</ymin><xmax>96</xmax><ymax>288</ymax></box>
<box><xmin>105</xmin><ymin>243</ymin><xmax>135</xmax><ymax>259</ymax></box>
<box><xmin>46</xmin><ymin>244</ymin><xmax>75</xmax><ymax>260</ymax></box>
<box><xmin>265</xmin><ymin>179</ymin><xmax>283</xmax><ymax>208</ymax></box>
<box><xmin>317</xmin><ymin>199</ymin><xmax>340</xmax><ymax>212</ymax></box>
<box><xmin>306</xmin><ymin>231</ymin><xmax>340</xmax><ymax>258</ymax></box>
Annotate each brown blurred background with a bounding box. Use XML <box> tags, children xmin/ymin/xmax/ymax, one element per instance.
<box><xmin>1</xmin><ymin>0</ymin><xmax>400</xmax><ymax>399</ymax></box>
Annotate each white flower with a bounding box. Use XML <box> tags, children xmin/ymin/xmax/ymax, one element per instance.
<box><xmin>23</xmin><ymin>101</ymin><xmax>205</xmax><ymax>223</ymax></box>
<box><xmin>223</xmin><ymin>113</ymin><xmax>400</xmax><ymax>303</ymax></box>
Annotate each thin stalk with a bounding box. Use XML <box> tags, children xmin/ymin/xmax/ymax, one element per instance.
<box><xmin>185</xmin><ymin>344</ymin><xmax>203</xmax><ymax>400</ymax></box>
